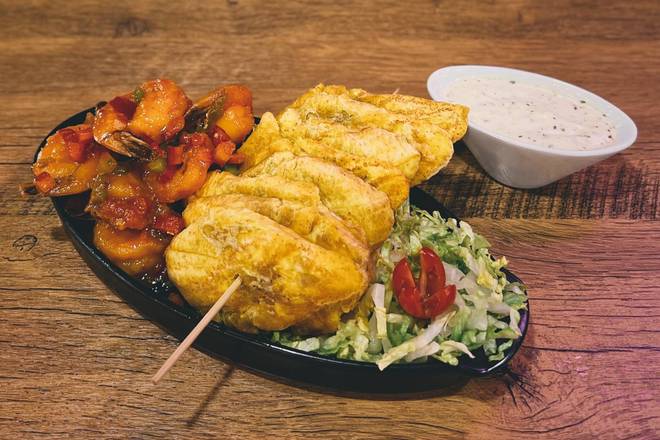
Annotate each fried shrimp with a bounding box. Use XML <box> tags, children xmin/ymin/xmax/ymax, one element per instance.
<box><xmin>87</xmin><ymin>166</ymin><xmax>185</xmax><ymax>234</ymax></box>
<box><xmin>144</xmin><ymin>132</ymin><xmax>214</xmax><ymax>203</ymax></box>
<box><xmin>93</xmin><ymin>79</ymin><xmax>191</xmax><ymax>160</ymax></box>
<box><xmin>30</xmin><ymin>80</ymin><xmax>259</xmax><ymax>280</ymax></box>
<box><xmin>186</xmin><ymin>84</ymin><xmax>254</xmax><ymax>167</ymax></box>
<box><xmin>32</xmin><ymin>123</ymin><xmax>117</xmax><ymax>196</ymax></box>
<box><xmin>93</xmin><ymin>221</ymin><xmax>170</xmax><ymax>276</ymax></box>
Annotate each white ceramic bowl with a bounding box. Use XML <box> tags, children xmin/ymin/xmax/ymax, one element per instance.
<box><xmin>427</xmin><ymin>65</ymin><xmax>637</xmax><ymax>189</ymax></box>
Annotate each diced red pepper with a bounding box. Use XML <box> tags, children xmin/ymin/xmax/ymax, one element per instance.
<box><xmin>59</xmin><ymin>126</ymin><xmax>93</xmax><ymax>162</ymax></box>
<box><xmin>67</xmin><ymin>142</ymin><xmax>88</xmax><ymax>163</ymax></box>
<box><xmin>226</xmin><ymin>152</ymin><xmax>245</xmax><ymax>165</ymax></box>
<box><xmin>109</xmin><ymin>96</ymin><xmax>137</xmax><ymax>121</ymax></box>
<box><xmin>77</xmin><ymin>125</ymin><xmax>93</xmax><ymax>144</ymax></box>
<box><xmin>153</xmin><ymin>212</ymin><xmax>185</xmax><ymax>236</ymax></box>
<box><xmin>59</xmin><ymin>128</ymin><xmax>78</xmax><ymax>144</ymax></box>
<box><xmin>213</xmin><ymin>141</ymin><xmax>236</xmax><ymax>167</ymax></box>
<box><xmin>167</xmin><ymin>146</ymin><xmax>184</xmax><ymax>166</ymax></box>
<box><xmin>34</xmin><ymin>172</ymin><xmax>56</xmax><ymax>194</ymax></box>
<box><xmin>96</xmin><ymin>196</ymin><xmax>152</xmax><ymax>230</ymax></box>
<box><xmin>208</xmin><ymin>125</ymin><xmax>231</xmax><ymax>146</ymax></box>
<box><xmin>159</xmin><ymin>165</ymin><xmax>177</xmax><ymax>183</ymax></box>
<box><xmin>184</xmin><ymin>132</ymin><xmax>210</xmax><ymax>147</ymax></box>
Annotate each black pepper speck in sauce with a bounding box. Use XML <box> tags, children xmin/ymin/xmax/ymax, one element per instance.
<box><xmin>444</xmin><ymin>77</ymin><xmax>617</xmax><ymax>150</ymax></box>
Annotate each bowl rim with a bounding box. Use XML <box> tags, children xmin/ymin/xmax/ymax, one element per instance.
<box><xmin>427</xmin><ymin>64</ymin><xmax>638</xmax><ymax>158</ymax></box>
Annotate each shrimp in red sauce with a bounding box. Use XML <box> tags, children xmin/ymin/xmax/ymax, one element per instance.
<box><xmin>143</xmin><ymin>132</ymin><xmax>214</xmax><ymax>203</ymax></box>
<box><xmin>32</xmin><ymin>123</ymin><xmax>117</xmax><ymax>196</ymax></box>
<box><xmin>93</xmin><ymin>79</ymin><xmax>191</xmax><ymax>160</ymax></box>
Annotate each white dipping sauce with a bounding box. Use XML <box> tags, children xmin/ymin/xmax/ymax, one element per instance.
<box><xmin>445</xmin><ymin>77</ymin><xmax>616</xmax><ymax>151</ymax></box>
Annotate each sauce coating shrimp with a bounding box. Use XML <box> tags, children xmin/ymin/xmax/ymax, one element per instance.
<box><xmin>93</xmin><ymin>79</ymin><xmax>191</xmax><ymax>160</ymax></box>
<box><xmin>87</xmin><ymin>168</ymin><xmax>155</xmax><ymax>230</ymax></box>
<box><xmin>93</xmin><ymin>221</ymin><xmax>170</xmax><ymax>276</ymax></box>
<box><xmin>186</xmin><ymin>84</ymin><xmax>254</xmax><ymax>167</ymax></box>
<box><xmin>32</xmin><ymin>123</ymin><xmax>117</xmax><ymax>196</ymax></box>
<box><xmin>144</xmin><ymin>132</ymin><xmax>213</xmax><ymax>203</ymax></box>
<box><xmin>30</xmin><ymin>80</ymin><xmax>254</xmax><ymax>277</ymax></box>
<box><xmin>191</xmin><ymin>84</ymin><xmax>254</xmax><ymax>143</ymax></box>
<box><xmin>129</xmin><ymin>79</ymin><xmax>191</xmax><ymax>146</ymax></box>
<box><xmin>87</xmin><ymin>166</ymin><xmax>185</xmax><ymax>234</ymax></box>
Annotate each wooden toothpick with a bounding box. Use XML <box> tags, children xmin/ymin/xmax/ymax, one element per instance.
<box><xmin>151</xmin><ymin>276</ymin><xmax>242</xmax><ymax>384</ymax></box>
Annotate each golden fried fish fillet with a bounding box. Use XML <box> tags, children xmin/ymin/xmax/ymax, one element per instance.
<box><xmin>321</xmin><ymin>84</ymin><xmax>469</xmax><ymax>142</ymax></box>
<box><xmin>243</xmin><ymin>151</ymin><xmax>393</xmax><ymax>246</ymax></box>
<box><xmin>194</xmin><ymin>171</ymin><xmax>320</xmax><ymax>206</ymax></box>
<box><xmin>239</xmin><ymin>112</ymin><xmax>409</xmax><ymax>209</ymax></box>
<box><xmin>165</xmin><ymin>84</ymin><xmax>469</xmax><ymax>337</ymax></box>
<box><xmin>184</xmin><ymin>193</ymin><xmax>370</xmax><ymax>270</ymax></box>
<box><xmin>286</xmin><ymin>84</ymin><xmax>458</xmax><ymax>185</ymax></box>
<box><xmin>194</xmin><ymin>171</ymin><xmax>366</xmax><ymax>243</ymax></box>
<box><xmin>278</xmin><ymin>108</ymin><xmax>420</xmax><ymax>181</ymax></box>
<box><xmin>166</xmin><ymin>207</ymin><xmax>368</xmax><ymax>333</ymax></box>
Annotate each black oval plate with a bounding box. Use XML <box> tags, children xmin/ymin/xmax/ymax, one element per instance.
<box><xmin>36</xmin><ymin>108</ymin><xmax>529</xmax><ymax>393</ymax></box>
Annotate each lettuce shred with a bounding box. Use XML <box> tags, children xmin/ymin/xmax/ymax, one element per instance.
<box><xmin>272</xmin><ymin>201</ymin><xmax>528</xmax><ymax>369</ymax></box>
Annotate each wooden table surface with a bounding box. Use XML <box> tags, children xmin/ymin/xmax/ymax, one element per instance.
<box><xmin>1</xmin><ymin>1</ymin><xmax>659</xmax><ymax>438</ymax></box>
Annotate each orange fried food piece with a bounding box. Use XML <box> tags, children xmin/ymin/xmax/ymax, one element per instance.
<box><xmin>93</xmin><ymin>79</ymin><xmax>191</xmax><ymax>160</ymax></box>
<box><xmin>32</xmin><ymin>123</ymin><xmax>117</xmax><ymax>196</ymax></box>
<box><xmin>216</xmin><ymin>105</ymin><xmax>254</xmax><ymax>144</ymax></box>
<box><xmin>87</xmin><ymin>166</ymin><xmax>186</xmax><ymax>236</ymax></box>
<box><xmin>144</xmin><ymin>132</ymin><xmax>214</xmax><ymax>203</ymax></box>
<box><xmin>128</xmin><ymin>79</ymin><xmax>191</xmax><ymax>146</ymax></box>
<box><xmin>193</xmin><ymin>84</ymin><xmax>253</xmax><ymax>112</ymax></box>
<box><xmin>188</xmin><ymin>84</ymin><xmax>254</xmax><ymax>144</ymax></box>
<box><xmin>87</xmin><ymin>168</ymin><xmax>155</xmax><ymax>230</ymax></box>
<box><xmin>93</xmin><ymin>221</ymin><xmax>170</xmax><ymax>276</ymax></box>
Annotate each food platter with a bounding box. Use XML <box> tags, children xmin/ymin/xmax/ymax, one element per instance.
<box><xmin>37</xmin><ymin>107</ymin><xmax>529</xmax><ymax>393</ymax></box>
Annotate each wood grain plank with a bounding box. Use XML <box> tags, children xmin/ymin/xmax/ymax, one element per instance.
<box><xmin>427</xmin><ymin>143</ymin><xmax>660</xmax><ymax>220</ymax></box>
<box><xmin>1</xmin><ymin>0</ymin><xmax>659</xmax><ymax>438</ymax></box>
<box><xmin>1</xmin><ymin>0</ymin><xmax>659</xmax><ymax>41</ymax></box>
<box><xmin>1</xmin><ymin>213</ymin><xmax>658</xmax><ymax>438</ymax></box>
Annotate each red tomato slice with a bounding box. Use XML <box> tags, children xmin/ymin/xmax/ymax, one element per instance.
<box><xmin>422</xmin><ymin>284</ymin><xmax>456</xmax><ymax>319</ymax></box>
<box><xmin>392</xmin><ymin>258</ymin><xmax>425</xmax><ymax>318</ymax></box>
<box><xmin>392</xmin><ymin>247</ymin><xmax>456</xmax><ymax>319</ymax></box>
<box><xmin>419</xmin><ymin>247</ymin><xmax>446</xmax><ymax>296</ymax></box>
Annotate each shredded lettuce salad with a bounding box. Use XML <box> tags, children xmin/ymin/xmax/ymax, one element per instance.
<box><xmin>272</xmin><ymin>202</ymin><xmax>528</xmax><ymax>370</ymax></box>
